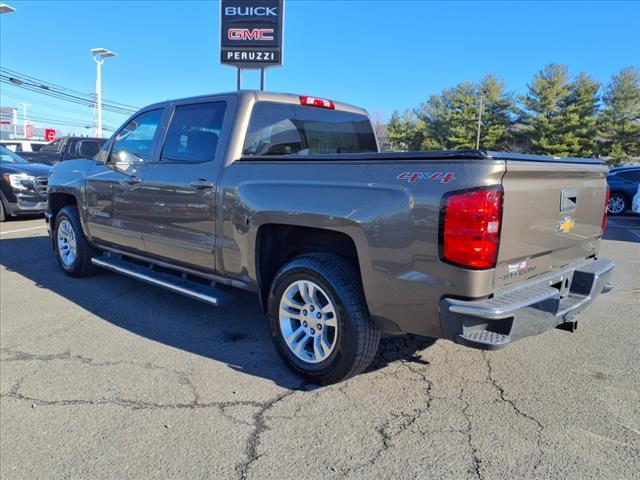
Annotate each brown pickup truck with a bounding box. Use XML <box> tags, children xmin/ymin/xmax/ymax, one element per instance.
<box><xmin>46</xmin><ymin>91</ymin><xmax>614</xmax><ymax>384</ymax></box>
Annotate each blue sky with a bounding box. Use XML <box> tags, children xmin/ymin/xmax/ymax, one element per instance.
<box><xmin>1</xmin><ymin>0</ymin><xmax>639</xmax><ymax>135</ymax></box>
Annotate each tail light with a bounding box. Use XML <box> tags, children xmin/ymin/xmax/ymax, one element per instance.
<box><xmin>440</xmin><ymin>186</ymin><xmax>503</xmax><ymax>269</ymax></box>
<box><xmin>601</xmin><ymin>187</ymin><xmax>610</xmax><ymax>235</ymax></box>
<box><xmin>299</xmin><ymin>96</ymin><xmax>335</xmax><ymax>109</ymax></box>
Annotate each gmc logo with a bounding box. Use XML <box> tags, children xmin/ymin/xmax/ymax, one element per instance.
<box><xmin>227</xmin><ymin>28</ymin><xmax>274</xmax><ymax>41</ymax></box>
<box><xmin>224</xmin><ymin>7</ymin><xmax>277</xmax><ymax>16</ymax></box>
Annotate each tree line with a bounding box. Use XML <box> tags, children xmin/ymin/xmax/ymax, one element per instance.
<box><xmin>383</xmin><ymin>65</ymin><xmax>640</xmax><ymax>165</ymax></box>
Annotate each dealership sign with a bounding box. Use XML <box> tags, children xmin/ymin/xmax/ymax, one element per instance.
<box><xmin>45</xmin><ymin>129</ymin><xmax>56</xmax><ymax>141</ymax></box>
<box><xmin>220</xmin><ymin>0</ymin><xmax>284</xmax><ymax>69</ymax></box>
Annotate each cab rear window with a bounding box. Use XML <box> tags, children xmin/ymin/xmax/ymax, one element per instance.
<box><xmin>242</xmin><ymin>102</ymin><xmax>377</xmax><ymax>156</ymax></box>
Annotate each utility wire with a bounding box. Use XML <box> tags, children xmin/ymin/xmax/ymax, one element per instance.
<box><xmin>1</xmin><ymin>78</ymin><xmax>136</xmax><ymax>115</ymax></box>
<box><xmin>0</xmin><ymin>72</ymin><xmax>139</xmax><ymax>115</ymax></box>
<box><xmin>0</xmin><ymin>67</ymin><xmax>140</xmax><ymax>110</ymax></box>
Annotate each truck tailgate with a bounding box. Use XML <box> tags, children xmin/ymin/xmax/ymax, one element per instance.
<box><xmin>495</xmin><ymin>160</ymin><xmax>608</xmax><ymax>290</ymax></box>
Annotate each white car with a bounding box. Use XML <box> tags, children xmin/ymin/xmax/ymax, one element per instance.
<box><xmin>632</xmin><ymin>184</ymin><xmax>640</xmax><ymax>214</ymax></box>
<box><xmin>0</xmin><ymin>140</ymin><xmax>48</xmax><ymax>153</ymax></box>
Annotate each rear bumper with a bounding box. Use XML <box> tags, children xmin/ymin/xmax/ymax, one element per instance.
<box><xmin>440</xmin><ymin>258</ymin><xmax>614</xmax><ymax>349</ymax></box>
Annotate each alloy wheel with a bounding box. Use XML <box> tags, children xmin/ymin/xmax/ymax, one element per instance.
<box><xmin>279</xmin><ymin>280</ymin><xmax>338</xmax><ymax>364</ymax></box>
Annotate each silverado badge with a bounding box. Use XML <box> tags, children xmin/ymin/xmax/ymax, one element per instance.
<box><xmin>555</xmin><ymin>216</ymin><xmax>575</xmax><ymax>235</ymax></box>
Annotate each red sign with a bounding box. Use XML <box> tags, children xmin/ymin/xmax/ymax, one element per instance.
<box><xmin>45</xmin><ymin>129</ymin><xmax>56</xmax><ymax>142</ymax></box>
<box><xmin>25</xmin><ymin>123</ymin><xmax>33</xmax><ymax>139</ymax></box>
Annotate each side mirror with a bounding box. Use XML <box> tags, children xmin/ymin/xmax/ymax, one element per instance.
<box><xmin>76</xmin><ymin>140</ymin><xmax>101</xmax><ymax>159</ymax></box>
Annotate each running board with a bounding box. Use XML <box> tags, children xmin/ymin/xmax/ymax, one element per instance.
<box><xmin>91</xmin><ymin>255</ymin><xmax>232</xmax><ymax>306</ymax></box>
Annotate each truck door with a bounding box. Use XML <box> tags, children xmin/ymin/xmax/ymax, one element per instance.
<box><xmin>135</xmin><ymin>97</ymin><xmax>234</xmax><ymax>272</ymax></box>
<box><xmin>85</xmin><ymin>108</ymin><xmax>165</xmax><ymax>253</ymax></box>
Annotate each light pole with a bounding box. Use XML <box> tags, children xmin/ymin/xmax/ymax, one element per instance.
<box><xmin>0</xmin><ymin>3</ymin><xmax>16</xmax><ymax>14</ymax></box>
<box><xmin>90</xmin><ymin>48</ymin><xmax>116</xmax><ymax>138</ymax></box>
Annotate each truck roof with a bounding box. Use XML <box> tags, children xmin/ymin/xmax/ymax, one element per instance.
<box><xmin>146</xmin><ymin>90</ymin><xmax>369</xmax><ymax>116</ymax></box>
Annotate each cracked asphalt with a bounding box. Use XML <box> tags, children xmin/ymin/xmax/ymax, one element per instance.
<box><xmin>1</xmin><ymin>216</ymin><xmax>639</xmax><ymax>479</ymax></box>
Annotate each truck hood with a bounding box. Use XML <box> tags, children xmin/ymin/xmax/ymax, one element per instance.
<box><xmin>1</xmin><ymin>162</ymin><xmax>51</xmax><ymax>177</ymax></box>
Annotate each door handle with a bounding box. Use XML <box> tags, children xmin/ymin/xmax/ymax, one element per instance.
<box><xmin>190</xmin><ymin>179</ymin><xmax>214</xmax><ymax>189</ymax></box>
<box><xmin>119</xmin><ymin>176</ymin><xmax>142</xmax><ymax>186</ymax></box>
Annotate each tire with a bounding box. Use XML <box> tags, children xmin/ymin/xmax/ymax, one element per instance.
<box><xmin>267</xmin><ymin>253</ymin><xmax>380</xmax><ymax>384</ymax></box>
<box><xmin>53</xmin><ymin>205</ymin><xmax>97</xmax><ymax>277</ymax></box>
<box><xmin>0</xmin><ymin>199</ymin><xmax>5</xmax><ymax>222</ymax></box>
<box><xmin>607</xmin><ymin>193</ymin><xmax>628</xmax><ymax>216</ymax></box>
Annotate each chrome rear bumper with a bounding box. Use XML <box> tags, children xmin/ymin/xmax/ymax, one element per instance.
<box><xmin>440</xmin><ymin>258</ymin><xmax>614</xmax><ymax>349</ymax></box>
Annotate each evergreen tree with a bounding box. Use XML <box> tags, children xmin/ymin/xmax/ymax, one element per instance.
<box><xmin>416</xmin><ymin>94</ymin><xmax>449</xmax><ymax>150</ymax></box>
<box><xmin>598</xmin><ymin>66</ymin><xmax>640</xmax><ymax>163</ymax></box>
<box><xmin>562</xmin><ymin>72</ymin><xmax>600</xmax><ymax>157</ymax></box>
<box><xmin>478</xmin><ymin>75</ymin><xmax>515</xmax><ymax>150</ymax></box>
<box><xmin>417</xmin><ymin>77</ymin><xmax>515</xmax><ymax>151</ymax></box>
<box><xmin>445</xmin><ymin>82</ymin><xmax>479</xmax><ymax>149</ymax></box>
<box><xmin>386</xmin><ymin>110</ymin><xmax>423</xmax><ymax>151</ymax></box>
<box><xmin>520</xmin><ymin>64</ymin><xmax>574</xmax><ymax>156</ymax></box>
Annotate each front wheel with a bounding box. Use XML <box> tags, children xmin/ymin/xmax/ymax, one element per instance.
<box><xmin>607</xmin><ymin>193</ymin><xmax>628</xmax><ymax>216</ymax></box>
<box><xmin>53</xmin><ymin>205</ymin><xmax>97</xmax><ymax>277</ymax></box>
<box><xmin>267</xmin><ymin>254</ymin><xmax>380</xmax><ymax>384</ymax></box>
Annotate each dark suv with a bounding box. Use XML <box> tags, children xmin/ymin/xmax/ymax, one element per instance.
<box><xmin>607</xmin><ymin>166</ymin><xmax>640</xmax><ymax>215</ymax></box>
<box><xmin>0</xmin><ymin>146</ymin><xmax>50</xmax><ymax>221</ymax></box>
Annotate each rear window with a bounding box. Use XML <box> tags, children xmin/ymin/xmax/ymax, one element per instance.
<box><xmin>242</xmin><ymin>102</ymin><xmax>377</xmax><ymax>156</ymax></box>
<box><xmin>41</xmin><ymin>139</ymin><xmax>62</xmax><ymax>152</ymax></box>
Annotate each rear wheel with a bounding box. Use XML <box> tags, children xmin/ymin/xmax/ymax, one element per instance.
<box><xmin>53</xmin><ymin>205</ymin><xmax>97</xmax><ymax>277</ymax></box>
<box><xmin>268</xmin><ymin>253</ymin><xmax>380</xmax><ymax>384</ymax></box>
<box><xmin>0</xmin><ymin>199</ymin><xmax>5</xmax><ymax>222</ymax></box>
<box><xmin>607</xmin><ymin>193</ymin><xmax>628</xmax><ymax>216</ymax></box>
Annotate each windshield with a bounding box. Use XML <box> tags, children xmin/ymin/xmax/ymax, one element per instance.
<box><xmin>0</xmin><ymin>146</ymin><xmax>29</xmax><ymax>164</ymax></box>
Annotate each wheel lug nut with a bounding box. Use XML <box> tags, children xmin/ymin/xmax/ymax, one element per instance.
<box><xmin>303</xmin><ymin>321</ymin><xmax>308</xmax><ymax>327</ymax></box>
<box><xmin>310</xmin><ymin>305</ymin><xmax>315</xmax><ymax>312</ymax></box>
<box><xmin>316</xmin><ymin>313</ymin><xmax>322</xmax><ymax>319</ymax></box>
<box><xmin>317</xmin><ymin>324</ymin><xmax>322</xmax><ymax>330</ymax></box>
<box><xmin>303</xmin><ymin>309</ymin><xmax>307</xmax><ymax>316</ymax></box>
<box><xmin>310</xmin><ymin>328</ymin><xmax>315</xmax><ymax>334</ymax></box>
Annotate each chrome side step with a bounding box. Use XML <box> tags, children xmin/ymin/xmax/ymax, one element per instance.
<box><xmin>91</xmin><ymin>255</ymin><xmax>232</xmax><ymax>306</ymax></box>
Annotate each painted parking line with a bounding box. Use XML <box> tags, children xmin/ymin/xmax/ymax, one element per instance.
<box><xmin>0</xmin><ymin>225</ymin><xmax>47</xmax><ymax>236</ymax></box>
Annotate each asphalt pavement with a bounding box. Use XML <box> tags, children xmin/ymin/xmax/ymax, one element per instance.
<box><xmin>1</xmin><ymin>215</ymin><xmax>639</xmax><ymax>479</ymax></box>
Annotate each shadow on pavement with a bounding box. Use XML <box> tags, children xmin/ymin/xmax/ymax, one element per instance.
<box><xmin>0</xmin><ymin>234</ymin><xmax>436</xmax><ymax>388</ymax></box>
<box><xmin>603</xmin><ymin>214</ymin><xmax>640</xmax><ymax>243</ymax></box>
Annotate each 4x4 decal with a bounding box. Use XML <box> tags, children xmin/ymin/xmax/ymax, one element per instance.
<box><xmin>396</xmin><ymin>171</ymin><xmax>456</xmax><ymax>184</ymax></box>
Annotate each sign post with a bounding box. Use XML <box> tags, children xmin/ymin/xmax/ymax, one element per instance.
<box><xmin>220</xmin><ymin>0</ymin><xmax>284</xmax><ymax>91</ymax></box>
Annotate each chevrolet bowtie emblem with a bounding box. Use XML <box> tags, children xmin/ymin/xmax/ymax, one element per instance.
<box><xmin>556</xmin><ymin>216</ymin><xmax>575</xmax><ymax>235</ymax></box>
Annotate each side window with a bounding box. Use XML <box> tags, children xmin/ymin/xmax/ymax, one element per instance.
<box><xmin>160</xmin><ymin>102</ymin><xmax>226</xmax><ymax>163</ymax></box>
<box><xmin>619</xmin><ymin>171</ymin><xmax>640</xmax><ymax>183</ymax></box>
<box><xmin>109</xmin><ymin>109</ymin><xmax>163</xmax><ymax>163</ymax></box>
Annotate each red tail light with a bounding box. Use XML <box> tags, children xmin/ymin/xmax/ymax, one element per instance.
<box><xmin>601</xmin><ymin>187</ymin><xmax>610</xmax><ymax>235</ymax></box>
<box><xmin>440</xmin><ymin>186</ymin><xmax>503</xmax><ymax>269</ymax></box>
<box><xmin>299</xmin><ymin>96</ymin><xmax>335</xmax><ymax>109</ymax></box>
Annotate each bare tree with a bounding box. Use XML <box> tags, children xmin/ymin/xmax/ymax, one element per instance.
<box><xmin>370</xmin><ymin>109</ymin><xmax>388</xmax><ymax>151</ymax></box>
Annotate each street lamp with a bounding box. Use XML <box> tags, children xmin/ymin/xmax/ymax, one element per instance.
<box><xmin>90</xmin><ymin>48</ymin><xmax>116</xmax><ymax>138</ymax></box>
<box><xmin>0</xmin><ymin>3</ymin><xmax>16</xmax><ymax>14</ymax></box>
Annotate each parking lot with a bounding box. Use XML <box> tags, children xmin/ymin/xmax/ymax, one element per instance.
<box><xmin>0</xmin><ymin>215</ymin><xmax>638</xmax><ymax>479</ymax></box>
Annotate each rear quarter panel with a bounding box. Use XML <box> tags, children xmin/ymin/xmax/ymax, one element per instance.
<box><xmin>219</xmin><ymin>159</ymin><xmax>506</xmax><ymax>336</ymax></box>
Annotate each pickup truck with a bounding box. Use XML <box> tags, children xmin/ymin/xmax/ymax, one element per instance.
<box><xmin>20</xmin><ymin>135</ymin><xmax>106</xmax><ymax>165</ymax></box>
<box><xmin>46</xmin><ymin>91</ymin><xmax>614</xmax><ymax>384</ymax></box>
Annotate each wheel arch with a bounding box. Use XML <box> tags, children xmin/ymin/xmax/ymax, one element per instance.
<box><xmin>48</xmin><ymin>192</ymin><xmax>78</xmax><ymax>223</ymax></box>
<box><xmin>255</xmin><ymin>223</ymin><xmax>362</xmax><ymax>312</ymax></box>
